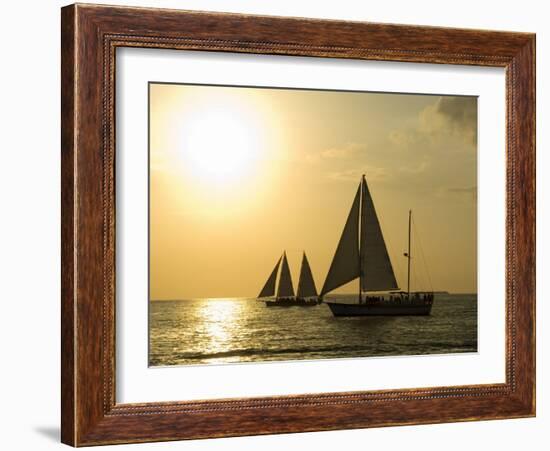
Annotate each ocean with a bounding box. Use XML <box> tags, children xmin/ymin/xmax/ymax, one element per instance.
<box><xmin>149</xmin><ymin>294</ymin><xmax>477</xmax><ymax>366</ymax></box>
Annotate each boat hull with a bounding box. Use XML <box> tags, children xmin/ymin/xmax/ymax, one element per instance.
<box><xmin>325</xmin><ymin>299</ymin><xmax>432</xmax><ymax>316</ymax></box>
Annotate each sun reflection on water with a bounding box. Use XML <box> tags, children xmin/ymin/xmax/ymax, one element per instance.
<box><xmin>196</xmin><ymin>299</ymin><xmax>243</xmax><ymax>354</ymax></box>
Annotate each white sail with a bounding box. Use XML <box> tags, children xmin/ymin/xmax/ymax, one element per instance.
<box><xmin>277</xmin><ymin>252</ymin><xmax>295</xmax><ymax>298</ymax></box>
<box><xmin>297</xmin><ymin>252</ymin><xmax>318</xmax><ymax>298</ymax></box>
<box><xmin>258</xmin><ymin>255</ymin><xmax>282</xmax><ymax>298</ymax></box>
<box><xmin>360</xmin><ymin>177</ymin><xmax>399</xmax><ymax>291</ymax></box>
<box><xmin>321</xmin><ymin>184</ymin><xmax>361</xmax><ymax>295</ymax></box>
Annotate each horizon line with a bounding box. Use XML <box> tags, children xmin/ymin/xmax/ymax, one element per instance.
<box><xmin>150</xmin><ymin>291</ymin><xmax>476</xmax><ymax>302</ymax></box>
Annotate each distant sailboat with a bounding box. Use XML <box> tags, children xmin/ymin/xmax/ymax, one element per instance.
<box><xmin>258</xmin><ymin>251</ymin><xmax>319</xmax><ymax>307</ymax></box>
<box><xmin>321</xmin><ymin>175</ymin><xmax>434</xmax><ymax>316</ymax></box>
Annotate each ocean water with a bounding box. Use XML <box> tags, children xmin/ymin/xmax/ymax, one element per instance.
<box><xmin>149</xmin><ymin>294</ymin><xmax>477</xmax><ymax>366</ymax></box>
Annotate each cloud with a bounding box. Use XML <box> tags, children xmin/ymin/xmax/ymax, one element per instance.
<box><xmin>388</xmin><ymin>130</ymin><xmax>416</xmax><ymax>148</ymax></box>
<box><xmin>386</xmin><ymin>96</ymin><xmax>478</xmax><ymax>173</ymax></box>
<box><xmin>306</xmin><ymin>142</ymin><xmax>366</xmax><ymax>163</ymax></box>
<box><xmin>328</xmin><ymin>165</ymin><xmax>388</xmax><ymax>183</ymax></box>
<box><xmin>322</xmin><ymin>142</ymin><xmax>365</xmax><ymax>159</ymax></box>
<box><xmin>420</xmin><ymin>96</ymin><xmax>477</xmax><ymax>146</ymax></box>
<box><xmin>436</xmin><ymin>97</ymin><xmax>477</xmax><ymax>130</ymax></box>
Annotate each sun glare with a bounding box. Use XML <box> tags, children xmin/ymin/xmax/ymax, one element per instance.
<box><xmin>198</xmin><ymin>299</ymin><xmax>243</xmax><ymax>355</ymax></box>
<box><xmin>179</xmin><ymin>104</ymin><xmax>265</xmax><ymax>184</ymax></box>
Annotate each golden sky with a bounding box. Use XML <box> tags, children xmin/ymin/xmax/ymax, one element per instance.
<box><xmin>149</xmin><ymin>83</ymin><xmax>477</xmax><ymax>299</ymax></box>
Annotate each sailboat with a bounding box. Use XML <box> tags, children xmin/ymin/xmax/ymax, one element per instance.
<box><xmin>321</xmin><ymin>175</ymin><xmax>434</xmax><ymax>316</ymax></box>
<box><xmin>258</xmin><ymin>251</ymin><xmax>319</xmax><ymax>307</ymax></box>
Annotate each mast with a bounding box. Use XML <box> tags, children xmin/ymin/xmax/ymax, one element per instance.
<box><xmin>407</xmin><ymin>210</ymin><xmax>412</xmax><ymax>297</ymax></box>
<box><xmin>358</xmin><ymin>175</ymin><xmax>365</xmax><ymax>304</ymax></box>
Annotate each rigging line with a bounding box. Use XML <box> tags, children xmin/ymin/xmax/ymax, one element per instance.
<box><xmin>408</xmin><ymin>225</ymin><xmax>422</xmax><ymax>293</ymax></box>
<box><xmin>377</xmin><ymin>211</ymin><xmax>405</xmax><ymax>289</ymax></box>
<box><xmin>411</xmin><ymin>258</ymin><xmax>420</xmax><ymax>292</ymax></box>
<box><xmin>412</xmin><ymin>217</ymin><xmax>434</xmax><ymax>292</ymax></box>
<box><xmin>410</xmin><ymin>219</ymin><xmax>427</xmax><ymax>292</ymax></box>
<box><xmin>411</xmin><ymin>243</ymin><xmax>427</xmax><ymax>292</ymax></box>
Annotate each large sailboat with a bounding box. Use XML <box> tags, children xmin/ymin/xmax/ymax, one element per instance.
<box><xmin>321</xmin><ymin>175</ymin><xmax>434</xmax><ymax>316</ymax></box>
<box><xmin>258</xmin><ymin>251</ymin><xmax>319</xmax><ymax>307</ymax></box>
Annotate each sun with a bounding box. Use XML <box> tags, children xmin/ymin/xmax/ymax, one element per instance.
<box><xmin>179</xmin><ymin>104</ymin><xmax>265</xmax><ymax>184</ymax></box>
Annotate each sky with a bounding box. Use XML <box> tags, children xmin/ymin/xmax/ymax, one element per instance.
<box><xmin>149</xmin><ymin>83</ymin><xmax>477</xmax><ymax>299</ymax></box>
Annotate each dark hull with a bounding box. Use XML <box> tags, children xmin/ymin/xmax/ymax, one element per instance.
<box><xmin>326</xmin><ymin>298</ymin><xmax>433</xmax><ymax>316</ymax></box>
<box><xmin>265</xmin><ymin>298</ymin><xmax>318</xmax><ymax>307</ymax></box>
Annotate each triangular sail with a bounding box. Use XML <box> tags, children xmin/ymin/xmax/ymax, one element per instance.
<box><xmin>277</xmin><ymin>252</ymin><xmax>295</xmax><ymax>298</ymax></box>
<box><xmin>297</xmin><ymin>252</ymin><xmax>318</xmax><ymax>298</ymax></box>
<box><xmin>360</xmin><ymin>177</ymin><xmax>399</xmax><ymax>291</ymax></box>
<box><xmin>258</xmin><ymin>256</ymin><xmax>282</xmax><ymax>298</ymax></box>
<box><xmin>321</xmin><ymin>183</ymin><xmax>361</xmax><ymax>295</ymax></box>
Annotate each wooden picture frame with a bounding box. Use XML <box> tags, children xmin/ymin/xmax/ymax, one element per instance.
<box><xmin>61</xmin><ymin>3</ymin><xmax>535</xmax><ymax>446</ymax></box>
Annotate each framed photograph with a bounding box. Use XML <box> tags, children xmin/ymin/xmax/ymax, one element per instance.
<box><xmin>61</xmin><ymin>4</ymin><xmax>535</xmax><ymax>446</ymax></box>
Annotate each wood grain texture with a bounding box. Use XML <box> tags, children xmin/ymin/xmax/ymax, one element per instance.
<box><xmin>60</xmin><ymin>5</ymin><xmax>76</xmax><ymax>446</ymax></box>
<box><xmin>60</xmin><ymin>3</ymin><xmax>536</xmax><ymax>446</ymax></box>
